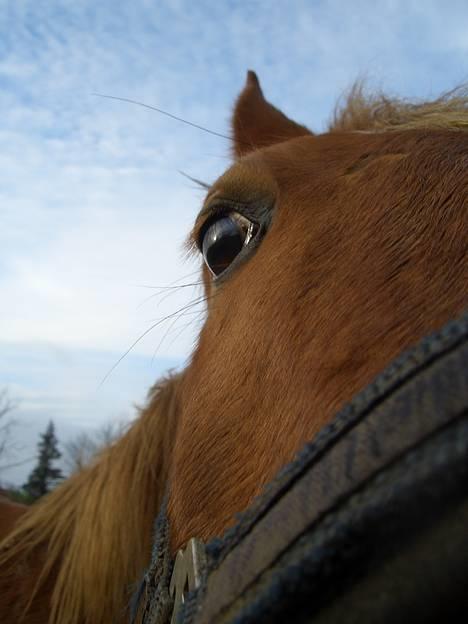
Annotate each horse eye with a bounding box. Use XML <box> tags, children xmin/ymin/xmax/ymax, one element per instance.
<box><xmin>201</xmin><ymin>213</ymin><xmax>256</xmax><ymax>277</ymax></box>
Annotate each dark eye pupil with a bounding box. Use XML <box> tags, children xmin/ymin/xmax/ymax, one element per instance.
<box><xmin>202</xmin><ymin>216</ymin><xmax>245</xmax><ymax>276</ymax></box>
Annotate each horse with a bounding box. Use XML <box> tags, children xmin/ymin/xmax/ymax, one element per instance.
<box><xmin>0</xmin><ymin>71</ymin><xmax>466</xmax><ymax>624</ymax></box>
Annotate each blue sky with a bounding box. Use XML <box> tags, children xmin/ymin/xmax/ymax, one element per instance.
<box><xmin>1</xmin><ymin>0</ymin><xmax>467</xmax><ymax>484</ymax></box>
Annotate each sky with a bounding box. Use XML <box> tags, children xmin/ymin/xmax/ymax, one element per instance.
<box><xmin>1</xmin><ymin>0</ymin><xmax>467</xmax><ymax>485</ymax></box>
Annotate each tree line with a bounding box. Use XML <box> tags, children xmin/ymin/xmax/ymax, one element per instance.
<box><xmin>0</xmin><ymin>391</ymin><xmax>125</xmax><ymax>504</ymax></box>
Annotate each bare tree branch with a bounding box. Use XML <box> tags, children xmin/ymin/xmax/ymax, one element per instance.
<box><xmin>0</xmin><ymin>389</ymin><xmax>19</xmax><ymax>462</ymax></box>
<box><xmin>63</xmin><ymin>421</ymin><xmax>127</xmax><ymax>475</ymax></box>
<box><xmin>0</xmin><ymin>456</ymin><xmax>35</xmax><ymax>471</ymax></box>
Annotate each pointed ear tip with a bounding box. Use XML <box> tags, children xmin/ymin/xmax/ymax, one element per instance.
<box><xmin>246</xmin><ymin>70</ymin><xmax>261</xmax><ymax>89</ymax></box>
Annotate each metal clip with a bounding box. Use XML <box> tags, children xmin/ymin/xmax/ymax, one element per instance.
<box><xmin>169</xmin><ymin>537</ymin><xmax>205</xmax><ymax>624</ymax></box>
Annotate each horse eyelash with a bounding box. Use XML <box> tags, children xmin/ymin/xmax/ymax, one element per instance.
<box><xmin>178</xmin><ymin>171</ymin><xmax>211</xmax><ymax>190</ymax></box>
<box><xmin>92</xmin><ymin>93</ymin><xmax>253</xmax><ymax>148</ymax></box>
<box><xmin>92</xmin><ymin>93</ymin><xmax>236</xmax><ymax>143</ymax></box>
<box><xmin>91</xmin><ymin>94</ymin><xmax>231</xmax><ymax>384</ymax></box>
<box><xmin>99</xmin><ymin>291</ymin><xmax>213</xmax><ymax>387</ymax></box>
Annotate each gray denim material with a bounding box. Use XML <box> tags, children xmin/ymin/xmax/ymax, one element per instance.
<box><xmin>130</xmin><ymin>497</ymin><xmax>173</xmax><ymax>624</ymax></box>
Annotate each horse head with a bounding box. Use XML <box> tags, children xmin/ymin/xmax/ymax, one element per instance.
<box><xmin>168</xmin><ymin>71</ymin><xmax>467</xmax><ymax>549</ymax></box>
<box><xmin>1</xmin><ymin>72</ymin><xmax>466</xmax><ymax>624</ymax></box>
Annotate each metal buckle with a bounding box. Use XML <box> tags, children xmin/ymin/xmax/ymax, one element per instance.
<box><xmin>169</xmin><ymin>537</ymin><xmax>205</xmax><ymax>624</ymax></box>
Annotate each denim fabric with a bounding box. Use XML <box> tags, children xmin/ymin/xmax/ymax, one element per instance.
<box><xmin>130</xmin><ymin>497</ymin><xmax>173</xmax><ymax>624</ymax></box>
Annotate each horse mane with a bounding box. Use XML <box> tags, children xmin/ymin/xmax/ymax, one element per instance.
<box><xmin>0</xmin><ymin>373</ymin><xmax>181</xmax><ymax>624</ymax></box>
<box><xmin>329</xmin><ymin>82</ymin><xmax>468</xmax><ymax>132</ymax></box>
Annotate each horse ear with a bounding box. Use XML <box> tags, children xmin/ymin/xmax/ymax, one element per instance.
<box><xmin>232</xmin><ymin>70</ymin><xmax>312</xmax><ymax>158</ymax></box>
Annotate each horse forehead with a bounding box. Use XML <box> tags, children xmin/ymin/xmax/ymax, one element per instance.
<box><xmin>212</xmin><ymin>132</ymin><xmax>399</xmax><ymax>193</ymax></box>
<box><xmin>257</xmin><ymin>130</ymin><xmax>465</xmax><ymax>194</ymax></box>
<box><xmin>207</xmin><ymin>154</ymin><xmax>278</xmax><ymax>204</ymax></box>
<box><xmin>209</xmin><ymin>129</ymin><xmax>463</xmax><ymax>212</ymax></box>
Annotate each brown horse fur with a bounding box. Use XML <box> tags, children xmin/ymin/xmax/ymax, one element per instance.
<box><xmin>232</xmin><ymin>70</ymin><xmax>312</xmax><ymax>157</ymax></box>
<box><xmin>0</xmin><ymin>374</ymin><xmax>182</xmax><ymax>623</ymax></box>
<box><xmin>0</xmin><ymin>494</ymin><xmax>27</xmax><ymax>538</ymax></box>
<box><xmin>1</xmin><ymin>72</ymin><xmax>467</xmax><ymax>623</ymax></box>
<box><xmin>168</xmin><ymin>73</ymin><xmax>468</xmax><ymax>548</ymax></box>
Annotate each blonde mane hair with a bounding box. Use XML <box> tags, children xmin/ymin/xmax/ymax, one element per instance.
<box><xmin>0</xmin><ymin>374</ymin><xmax>181</xmax><ymax>624</ymax></box>
<box><xmin>329</xmin><ymin>82</ymin><xmax>468</xmax><ymax>132</ymax></box>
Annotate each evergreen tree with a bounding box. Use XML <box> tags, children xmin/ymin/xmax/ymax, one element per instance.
<box><xmin>23</xmin><ymin>420</ymin><xmax>63</xmax><ymax>500</ymax></box>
